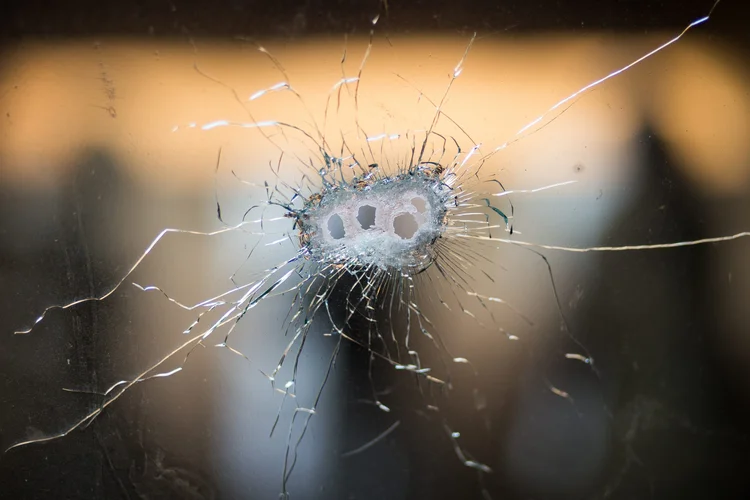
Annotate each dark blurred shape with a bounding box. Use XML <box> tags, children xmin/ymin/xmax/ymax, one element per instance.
<box><xmin>0</xmin><ymin>149</ymin><xmax>217</xmax><ymax>499</ymax></box>
<box><xmin>580</xmin><ymin>127</ymin><xmax>750</xmax><ymax>499</ymax></box>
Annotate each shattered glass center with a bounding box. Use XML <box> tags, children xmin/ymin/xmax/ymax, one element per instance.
<box><xmin>297</xmin><ymin>172</ymin><xmax>451</xmax><ymax>274</ymax></box>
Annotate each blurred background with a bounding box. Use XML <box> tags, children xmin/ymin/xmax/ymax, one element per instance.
<box><xmin>1</xmin><ymin>0</ymin><xmax>749</xmax><ymax>499</ymax></box>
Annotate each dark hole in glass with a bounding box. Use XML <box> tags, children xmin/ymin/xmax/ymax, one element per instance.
<box><xmin>393</xmin><ymin>213</ymin><xmax>419</xmax><ymax>239</ymax></box>
<box><xmin>357</xmin><ymin>205</ymin><xmax>377</xmax><ymax>230</ymax></box>
<box><xmin>328</xmin><ymin>213</ymin><xmax>345</xmax><ymax>239</ymax></box>
<box><xmin>411</xmin><ymin>197</ymin><xmax>426</xmax><ymax>213</ymax></box>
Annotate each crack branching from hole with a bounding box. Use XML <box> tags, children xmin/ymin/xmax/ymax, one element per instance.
<box><xmin>6</xmin><ymin>2</ymin><xmax>743</xmax><ymax>498</ymax></box>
